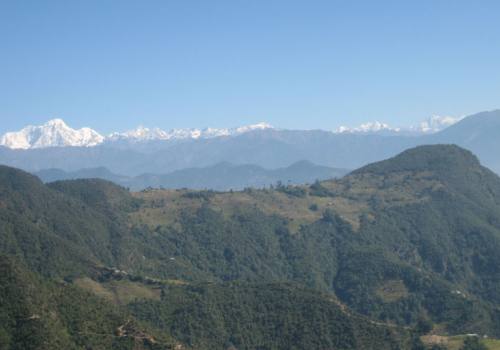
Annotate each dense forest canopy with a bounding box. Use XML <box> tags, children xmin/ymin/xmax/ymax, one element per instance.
<box><xmin>2</xmin><ymin>145</ymin><xmax>500</xmax><ymax>349</ymax></box>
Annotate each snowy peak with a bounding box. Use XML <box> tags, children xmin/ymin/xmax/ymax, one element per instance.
<box><xmin>0</xmin><ymin>119</ymin><xmax>105</xmax><ymax>149</ymax></box>
<box><xmin>416</xmin><ymin>115</ymin><xmax>463</xmax><ymax>133</ymax></box>
<box><xmin>335</xmin><ymin>115</ymin><xmax>462</xmax><ymax>135</ymax></box>
<box><xmin>234</xmin><ymin>122</ymin><xmax>273</xmax><ymax>133</ymax></box>
<box><xmin>108</xmin><ymin>126</ymin><xmax>204</xmax><ymax>142</ymax></box>
<box><xmin>335</xmin><ymin>121</ymin><xmax>400</xmax><ymax>134</ymax></box>
<box><xmin>0</xmin><ymin>120</ymin><xmax>274</xmax><ymax>149</ymax></box>
<box><xmin>108</xmin><ymin>126</ymin><xmax>170</xmax><ymax>142</ymax></box>
<box><xmin>0</xmin><ymin>114</ymin><xmax>461</xmax><ymax>150</ymax></box>
<box><xmin>108</xmin><ymin>122</ymin><xmax>273</xmax><ymax>143</ymax></box>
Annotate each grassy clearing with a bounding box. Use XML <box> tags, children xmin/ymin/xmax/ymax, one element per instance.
<box><xmin>74</xmin><ymin>277</ymin><xmax>116</xmax><ymax>300</ymax></box>
<box><xmin>421</xmin><ymin>334</ymin><xmax>500</xmax><ymax>349</ymax></box>
<box><xmin>483</xmin><ymin>338</ymin><xmax>500</xmax><ymax>350</ymax></box>
<box><xmin>130</xmin><ymin>187</ymin><xmax>368</xmax><ymax>232</ymax></box>
<box><xmin>74</xmin><ymin>277</ymin><xmax>161</xmax><ymax>305</ymax></box>
<box><xmin>375</xmin><ymin>279</ymin><xmax>409</xmax><ymax>303</ymax></box>
<box><xmin>129</xmin><ymin>170</ymin><xmax>442</xmax><ymax>235</ymax></box>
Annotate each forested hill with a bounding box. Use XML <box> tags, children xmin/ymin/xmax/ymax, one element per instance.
<box><xmin>2</xmin><ymin>144</ymin><xmax>500</xmax><ymax>349</ymax></box>
<box><xmin>353</xmin><ymin>144</ymin><xmax>481</xmax><ymax>175</ymax></box>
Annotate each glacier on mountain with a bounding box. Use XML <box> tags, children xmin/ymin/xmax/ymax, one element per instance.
<box><xmin>0</xmin><ymin>119</ymin><xmax>274</xmax><ymax>149</ymax></box>
<box><xmin>0</xmin><ymin>119</ymin><xmax>104</xmax><ymax>149</ymax></box>
<box><xmin>107</xmin><ymin>122</ymin><xmax>273</xmax><ymax>143</ymax></box>
<box><xmin>335</xmin><ymin>115</ymin><xmax>462</xmax><ymax>135</ymax></box>
<box><xmin>0</xmin><ymin>114</ymin><xmax>461</xmax><ymax>150</ymax></box>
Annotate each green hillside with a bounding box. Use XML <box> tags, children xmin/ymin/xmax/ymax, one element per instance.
<box><xmin>0</xmin><ymin>255</ymin><xmax>173</xmax><ymax>350</ymax></box>
<box><xmin>130</xmin><ymin>282</ymin><xmax>408</xmax><ymax>350</ymax></box>
<box><xmin>2</xmin><ymin>145</ymin><xmax>500</xmax><ymax>348</ymax></box>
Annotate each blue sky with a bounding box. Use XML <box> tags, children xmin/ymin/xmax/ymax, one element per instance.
<box><xmin>1</xmin><ymin>0</ymin><xmax>499</xmax><ymax>134</ymax></box>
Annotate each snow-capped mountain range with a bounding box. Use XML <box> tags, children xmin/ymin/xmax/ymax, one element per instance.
<box><xmin>107</xmin><ymin>122</ymin><xmax>273</xmax><ymax>143</ymax></box>
<box><xmin>335</xmin><ymin>115</ymin><xmax>463</xmax><ymax>135</ymax></box>
<box><xmin>0</xmin><ymin>119</ymin><xmax>274</xmax><ymax>149</ymax></box>
<box><xmin>0</xmin><ymin>116</ymin><xmax>462</xmax><ymax>150</ymax></box>
<box><xmin>0</xmin><ymin>110</ymin><xmax>498</xmax><ymax>177</ymax></box>
<box><xmin>416</xmin><ymin>115</ymin><xmax>463</xmax><ymax>133</ymax></box>
<box><xmin>335</xmin><ymin>121</ymin><xmax>400</xmax><ymax>134</ymax></box>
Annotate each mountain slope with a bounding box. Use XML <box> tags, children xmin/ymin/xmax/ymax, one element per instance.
<box><xmin>34</xmin><ymin>166</ymin><xmax>127</xmax><ymax>184</ymax></box>
<box><xmin>325</xmin><ymin>146</ymin><xmax>500</xmax><ymax>330</ymax></box>
<box><xmin>428</xmin><ymin>110</ymin><xmax>500</xmax><ymax>173</ymax></box>
<box><xmin>0</xmin><ymin>166</ymin><xmax>411</xmax><ymax>349</ymax></box>
<box><xmin>0</xmin><ymin>166</ymin><xmax>148</xmax><ymax>277</ymax></box>
<box><xmin>0</xmin><ymin>255</ymin><xmax>172</xmax><ymax>350</ymax></box>
<box><xmin>130</xmin><ymin>282</ymin><xmax>409</xmax><ymax>350</ymax></box>
<box><xmin>3</xmin><ymin>145</ymin><xmax>500</xmax><ymax>347</ymax></box>
<box><xmin>126</xmin><ymin>145</ymin><xmax>500</xmax><ymax>336</ymax></box>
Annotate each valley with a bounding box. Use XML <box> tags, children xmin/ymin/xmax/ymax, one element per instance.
<box><xmin>2</xmin><ymin>2</ymin><xmax>497</xmax><ymax>348</ymax></box>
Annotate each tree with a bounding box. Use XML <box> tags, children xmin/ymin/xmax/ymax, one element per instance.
<box><xmin>461</xmin><ymin>336</ymin><xmax>487</xmax><ymax>350</ymax></box>
<box><xmin>0</xmin><ymin>328</ymin><xmax>10</xmax><ymax>350</ymax></box>
<box><xmin>415</xmin><ymin>316</ymin><xmax>433</xmax><ymax>335</ymax></box>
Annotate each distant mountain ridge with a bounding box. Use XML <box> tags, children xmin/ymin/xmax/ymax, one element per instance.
<box><xmin>0</xmin><ymin>119</ymin><xmax>274</xmax><ymax>149</ymax></box>
<box><xmin>34</xmin><ymin>161</ymin><xmax>348</xmax><ymax>190</ymax></box>
<box><xmin>1</xmin><ymin>110</ymin><xmax>499</xmax><ymax>177</ymax></box>
<box><xmin>107</xmin><ymin>121</ymin><xmax>273</xmax><ymax>143</ymax></box>
<box><xmin>0</xmin><ymin>113</ymin><xmax>461</xmax><ymax>150</ymax></box>
<box><xmin>335</xmin><ymin>115</ymin><xmax>462</xmax><ymax>134</ymax></box>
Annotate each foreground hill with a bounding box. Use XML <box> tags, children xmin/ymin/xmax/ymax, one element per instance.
<box><xmin>0</xmin><ymin>255</ymin><xmax>174</xmax><ymax>350</ymax></box>
<box><xmin>2</xmin><ymin>144</ymin><xmax>500</xmax><ymax>348</ymax></box>
<box><xmin>127</xmin><ymin>145</ymin><xmax>500</xmax><ymax>336</ymax></box>
<box><xmin>427</xmin><ymin>110</ymin><xmax>500</xmax><ymax>172</ymax></box>
<box><xmin>0</xmin><ymin>166</ymin><xmax>409</xmax><ymax>348</ymax></box>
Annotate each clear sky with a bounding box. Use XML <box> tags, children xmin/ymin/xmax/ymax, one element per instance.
<box><xmin>1</xmin><ymin>0</ymin><xmax>499</xmax><ymax>134</ymax></box>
